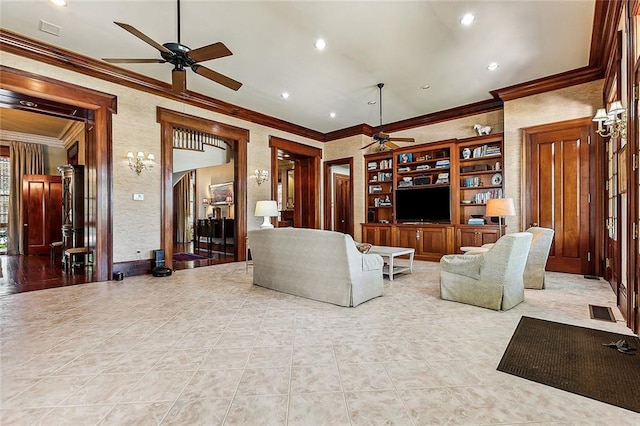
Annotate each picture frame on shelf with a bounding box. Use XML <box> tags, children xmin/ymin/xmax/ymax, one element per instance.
<box><xmin>399</xmin><ymin>153</ymin><xmax>412</xmax><ymax>163</ymax></box>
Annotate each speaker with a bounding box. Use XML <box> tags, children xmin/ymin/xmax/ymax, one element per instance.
<box><xmin>414</xmin><ymin>176</ymin><xmax>431</xmax><ymax>186</ymax></box>
<box><xmin>367</xmin><ymin>209</ymin><xmax>375</xmax><ymax>222</ymax></box>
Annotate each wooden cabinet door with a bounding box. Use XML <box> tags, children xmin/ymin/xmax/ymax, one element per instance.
<box><xmin>418</xmin><ymin>226</ymin><xmax>450</xmax><ymax>259</ymax></box>
<box><xmin>455</xmin><ymin>226</ymin><xmax>499</xmax><ymax>251</ymax></box>
<box><xmin>361</xmin><ymin>225</ymin><xmax>392</xmax><ymax>246</ymax></box>
<box><xmin>22</xmin><ymin>175</ymin><xmax>62</xmax><ymax>255</ymax></box>
<box><xmin>396</xmin><ymin>227</ymin><xmax>419</xmax><ymax>250</ymax></box>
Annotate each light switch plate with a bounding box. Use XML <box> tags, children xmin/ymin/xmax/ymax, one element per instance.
<box><xmin>133</xmin><ymin>193</ymin><xmax>144</xmax><ymax>201</ymax></box>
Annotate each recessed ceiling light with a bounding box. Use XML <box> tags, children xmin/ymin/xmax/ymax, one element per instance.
<box><xmin>50</xmin><ymin>0</ymin><xmax>68</xmax><ymax>6</ymax></box>
<box><xmin>460</xmin><ymin>13</ymin><xmax>475</xmax><ymax>26</ymax></box>
<box><xmin>421</xmin><ymin>84</ymin><xmax>430</xmax><ymax>90</ymax></box>
<box><xmin>487</xmin><ymin>62</ymin><xmax>499</xmax><ymax>71</ymax></box>
<box><xmin>367</xmin><ymin>101</ymin><xmax>377</xmax><ymax>105</ymax></box>
<box><xmin>314</xmin><ymin>38</ymin><xmax>326</xmax><ymax>50</ymax></box>
<box><xmin>329</xmin><ymin>112</ymin><xmax>336</xmax><ymax>118</ymax></box>
<box><xmin>281</xmin><ymin>92</ymin><xmax>290</xmax><ymax>99</ymax></box>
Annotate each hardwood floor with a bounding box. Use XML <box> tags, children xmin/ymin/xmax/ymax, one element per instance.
<box><xmin>172</xmin><ymin>241</ymin><xmax>235</xmax><ymax>271</ymax></box>
<box><xmin>0</xmin><ymin>241</ymin><xmax>235</xmax><ymax>296</ymax></box>
<box><xmin>0</xmin><ymin>254</ymin><xmax>93</xmax><ymax>297</ymax></box>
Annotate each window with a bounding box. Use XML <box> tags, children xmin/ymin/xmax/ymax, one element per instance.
<box><xmin>0</xmin><ymin>155</ymin><xmax>9</xmax><ymax>254</ymax></box>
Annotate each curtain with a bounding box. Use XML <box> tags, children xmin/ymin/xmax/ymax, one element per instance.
<box><xmin>173</xmin><ymin>173</ymin><xmax>192</xmax><ymax>244</ymax></box>
<box><xmin>8</xmin><ymin>142</ymin><xmax>44</xmax><ymax>255</ymax></box>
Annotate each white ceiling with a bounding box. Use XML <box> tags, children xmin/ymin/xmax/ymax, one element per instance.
<box><xmin>0</xmin><ymin>0</ymin><xmax>596</xmax><ymax>135</ymax></box>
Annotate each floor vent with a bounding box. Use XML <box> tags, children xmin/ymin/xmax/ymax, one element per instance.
<box><xmin>589</xmin><ymin>304</ymin><xmax>616</xmax><ymax>322</ymax></box>
<box><xmin>584</xmin><ymin>275</ymin><xmax>599</xmax><ymax>280</ymax></box>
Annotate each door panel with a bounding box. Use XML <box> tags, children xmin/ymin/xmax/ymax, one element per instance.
<box><xmin>333</xmin><ymin>173</ymin><xmax>351</xmax><ymax>235</ymax></box>
<box><xmin>22</xmin><ymin>175</ymin><xmax>62</xmax><ymax>255</ymax></box>
<box><xmin>526</xmin><ymin>123</ymin><xmax>591</xmax><ymax>274</ymax></box>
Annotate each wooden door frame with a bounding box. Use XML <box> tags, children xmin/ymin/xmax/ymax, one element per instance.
<box><xmin>323</xmin><ymin>157</ymin><xmax>354</xmax><ymax>236</ymax></box>
<box><xmin>521</xmin><ymin>117</ymin><xmax>601</xmax><ymax>277</ymax></box>
<box><xmin>269</xmin><ymin>136</ymin><xmax>322</xmax><ymax>229</ymax></box>
<box><xmin>1</xmin><ymin>65</ymin><xmax>115</xmax><ymax>282</ymax></box>
<box><xmin>157</xmin><ymin>107</ymin><xmax>248</xmax><ymax>269</ymax></box>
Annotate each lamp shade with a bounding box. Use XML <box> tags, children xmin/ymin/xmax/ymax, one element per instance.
<box><xmin>485</xmin><ymin>198</ymin><xmax>515</xmax><ymax>217</ymax></box>
<box><xmin>255</xmin><ymin>200</ymin><xmax>278</xmax><ymax>217</ymax></box>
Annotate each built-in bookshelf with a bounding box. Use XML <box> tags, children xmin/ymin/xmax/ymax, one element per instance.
<box><xmin>365</xmin><ymin>152</ymin><xmax>394</xmax><ymax>223</ymax></box>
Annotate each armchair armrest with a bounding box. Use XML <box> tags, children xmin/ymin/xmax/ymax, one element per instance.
<box><xmin>440</xmin><ymin>254</ymin><xmax>483</xmax><ymax>280</ymax></box>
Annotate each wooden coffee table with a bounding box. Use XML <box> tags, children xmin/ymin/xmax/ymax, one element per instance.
<box><xmin>368</xmin><ymin>246</ymin><xmax>415</xmax><ymax>281</ymax></box>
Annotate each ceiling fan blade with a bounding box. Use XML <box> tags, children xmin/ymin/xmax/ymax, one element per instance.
<box><xmin>114</xmin><ymin>22</ymin><xmax>173</xmax><ymax>55</ymax></box>
<box><xmin>188</xmin><ymin>42</ymin><xmax>233</xmax><ymax>63</ymax></box>
<box><xmin>360</xmin><ymin>140</ymin><xmax>379</xmax><ymax>150</ymax></box>
<box><xmin>102</xmin><ymin>58</ymin><xmax>166</xmax><ymax>64</ymax></box>
<box><xmin>172</xmin><ymin>68</ymin><xmax>187</xmax><ymax>93</ymax></box>
<box><xmin>192</xmin><ymin>65</ymin><xmax>242</xmax><ymax>91</ymax></box>
<box><xmin>388</xmin><ymin>137</ymin><xmax>416</xmax><ymax>142</ymax></box>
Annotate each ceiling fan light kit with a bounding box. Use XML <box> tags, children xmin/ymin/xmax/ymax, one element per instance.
<box><xmin>361</xmin><ymin>83</ymin><xmax>416</xmax><ymax>151</ymax></box>
<box><xmin>102</xmin><ymin>0</ymin><xmax>241</xmax><ymax>93</ymax></box>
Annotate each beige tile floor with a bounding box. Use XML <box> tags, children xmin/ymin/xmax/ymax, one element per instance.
<box><xmin>1</xmin><ymin>260</ymin><xmax>639</xmax><ymax>425</ymax></box>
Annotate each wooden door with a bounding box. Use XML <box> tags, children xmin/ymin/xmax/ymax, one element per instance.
<box><xmin>524</xmin><ymin>120</ymin><xmax>593</xmax><ymax>274</ymax></box>
<box><xmin>22</xmin><ymin>175</ymin><xmax>62</xmax><ymax>255</ymax></box>
<box><xmin>333</xmin><ymin>173</ymin><xmax>352</xmax><ymax>235</ymax></box>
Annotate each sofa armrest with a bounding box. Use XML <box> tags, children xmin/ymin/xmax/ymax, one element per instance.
<box><xmin>440</xmin><ymin>254</ymin><xmax>482</xmax><ymax>280</ymax></box>
<box><xmin>362</xmin><ymin>253</ymin><xmax>383</xmax><ymax>271</ymax></box>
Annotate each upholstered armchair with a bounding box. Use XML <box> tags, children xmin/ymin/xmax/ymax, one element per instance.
<box><xmin>440</xmin><ymin>232</ymin><xmax>532</xmax><ymax>311</ymax></box>
<box><xmin>476</xmin><ymin>227</ymin><xmax>554</xmax><ymax>289</ymax></box>
<box><xmin>522</xmin><ymin>227</ymin><xmax>554</xmax><ymax>289</ymax></box>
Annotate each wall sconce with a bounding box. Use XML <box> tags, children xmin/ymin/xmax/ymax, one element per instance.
<box><xmin>127</xmin><ymin>151</ymin><xmax>155</xmax><ymax>175</ymax></box>
<box><xmin>592</xmin><ymin>101</ymin><xmax>627</xmax><ymax>140</ymax></box>
<box><xmin>254</xmin><ymin>169</ymin><xmax>269</xmax><ymax>185</ymax></box>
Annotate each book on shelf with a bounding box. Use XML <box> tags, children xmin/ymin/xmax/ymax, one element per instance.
<box><xmin>472</xmin><ymin>189</ymin><xmax>504</xmax><ymax>204</ymax></box>
<box><xmin>435</xmin><ymin>159</ymin><xmax>450</xmax><ymax>168</ymax></box>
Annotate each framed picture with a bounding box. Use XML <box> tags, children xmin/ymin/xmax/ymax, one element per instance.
<box><xmin>618</xmin><ymin>145</ymin><xmax>627</xmax><ymax>193</ymax></box>
<box><xmin>399</xmin><ymin>153</ymin><xmax>412</xmax><ymax>163</ymax></box>
<box><xmin>209</xmin><ymin>182</ymin><xmax>234</xmax><ymax>204</ymax></box>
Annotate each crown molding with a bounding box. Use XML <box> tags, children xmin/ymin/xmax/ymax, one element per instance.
<box><xmin>0</xmin><ymin>129</ymin><xmax>63</xmax><ymax>147</ymax></box>
<box><xmin>490</xmin><ymin>66</ymin><xmax>603</xmax><ymax>102</ymax></box>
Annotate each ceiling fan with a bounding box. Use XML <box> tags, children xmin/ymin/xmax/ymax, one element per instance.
<box><xmin>102</xmin><ymin>0</ymin><xmax>242</xmax><ymax>93</ymax></box>
<box><xmin>361</xmin><ymin>83</ymin><xmax>415</xmax><ymax>151</ymax></box>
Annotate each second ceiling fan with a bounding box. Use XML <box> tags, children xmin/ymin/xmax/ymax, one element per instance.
<box><xmin>102</xmin><ymin>0</ymin><xmax>242</xmax><ymax>93</ymax></box>
<box><xmin>361</xmin><ymin>83</ymin><xmax>415</xmax><ymax>151</ymax></box>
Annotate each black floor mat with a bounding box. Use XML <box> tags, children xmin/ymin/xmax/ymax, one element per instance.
<box><xmin>497</xmin><ymin>316</ymin><xmax>640</xmax><ymax>413</ymax></box>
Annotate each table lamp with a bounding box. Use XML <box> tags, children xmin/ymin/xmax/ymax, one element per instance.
<box><xmin>485</xmin><ymin>198</ymin><xmax>515</xmax><ymax>238</ymax></box>
<box><xmin>255</xmin><ymin>200</ymin><xmax>278</xmax><ymax>229</ymax></box>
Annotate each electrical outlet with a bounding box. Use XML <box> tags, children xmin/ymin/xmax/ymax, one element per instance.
<box><xmin>133</xmin><ymin>193</ymin><xmax>144</xmax><ymax>201</ymax></box>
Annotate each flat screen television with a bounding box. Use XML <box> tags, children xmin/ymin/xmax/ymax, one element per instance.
<box><xmin>395</xmin><ymin>185</ymin><xmax>451</xmax><ymax>223</ymax></box>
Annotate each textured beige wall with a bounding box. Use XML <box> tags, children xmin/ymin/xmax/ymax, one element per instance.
<box><xmin>1</xmin><ymin>52</ymin><xmax>321</xmax><ymax>262</ymax></box>
<box><xmin>1</xmin><ymin>52</ymin><xmax>606</xmax><ymax>261</ymax></box>
<box><xmin>503</xmin><ymin>79</ymin><xmax>604</xmax><ymax>232</ymax></box>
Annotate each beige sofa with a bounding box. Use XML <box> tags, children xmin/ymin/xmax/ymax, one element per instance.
<box><xmin>248</xmin><ymin>228</ymin><xmax>384</xmax><ymax>307</ymax></box>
